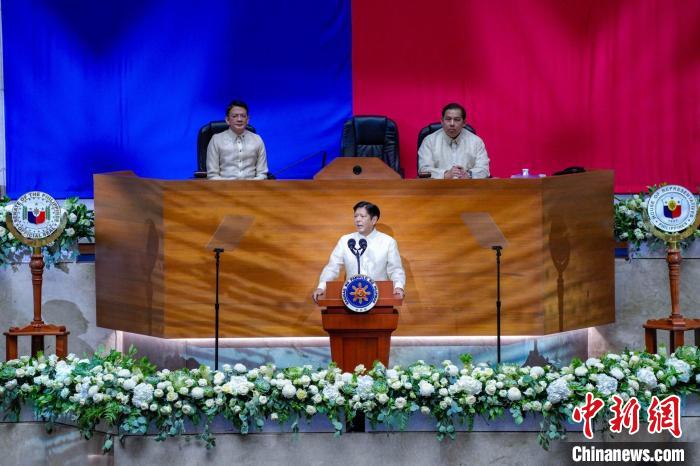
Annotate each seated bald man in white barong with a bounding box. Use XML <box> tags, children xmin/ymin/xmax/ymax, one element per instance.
<box><xmin>312</xmin><ymin>201</ymin><xmax>406</xmax><ymax>303</ymax></box>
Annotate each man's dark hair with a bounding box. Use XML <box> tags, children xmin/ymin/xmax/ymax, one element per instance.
<box><xmin>442</xmin><ymin>102</ymin><xmax>467</xmax><ymax>120</ymax></box>
<box><xmin>226</xmin><ymin>100</ymin><xmax>249</xmax><ymax>117</ymax></box>
<box><xmin>353</xmin><ymin>201</ymin><xmax>380</xmax><ymax>220</ymax></box>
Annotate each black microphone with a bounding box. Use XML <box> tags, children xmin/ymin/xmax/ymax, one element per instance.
<box><xmin>347</xmin><ymin>238</ymin><xmax>356</xmax><ymax>251</ymax></box>
<box><xmin>359</xmin><ymin>238</ymin><xmax>367</xmax><ymax>254</ymax></box>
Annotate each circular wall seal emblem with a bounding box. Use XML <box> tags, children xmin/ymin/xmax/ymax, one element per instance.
<box><xmin>342</xmin><ymin>274</ymin><xmax>379</xmax><ymax>313</ymax></box>
<box><xmin>647</xmin><ymin>185</ymin><xmax>698</xmax><ymax>233</ymax></box>
<box><xmin>10</xmin><ymin>191</ymin><xmax>63</xmax><ymax>240</ymax></box>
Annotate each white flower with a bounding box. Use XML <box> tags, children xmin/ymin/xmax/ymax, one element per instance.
<box><xmin>233</xmin><ymin>363</ymin><xmax>247</xmax><ymax>373</ymax></box>
<box><xmin>499</xmin><ymin>390</ymin><xmax>507</xmax><ymax>397</ymax></box>
<box><xmin>68</xmin><ymin>213</ymin><xmax>78</xmax><ymax>223</ymax></box>
<box><xmin>420</xmin><ymin>406</ymin><xmax>431</xmax><ymax>415</ymax></box>
<box><xmin>212</xmin><ymin>372</ymin><xmax>225</xmax><ymax>385</ymax></box>
<box><xmin>296</xmin><ymin>389</ymin><xmax>308</xmax><ymax>401</ymax></box>
<box><xmin>0</xmin><ymin>226</ymin><xmax>6</xmax><ymax>237</ymax></box>
<box><xmin>305</xmin><ymin>405</ymin><xmax>317</xmax><ymax>415</ymax></box>
<box><xmin>282</xmin><ymin>383</ymin><xmax>296</xmax><ymax>399</ymax></box>
<box><xmin>117</xmin><ymin>369</ymin><xmax>131</xmax><ymax>378</ymax></box>
<box><xmin>610</xmin><ymin>367</ymin><xmax>625</xmax><ymax>380</ymax></box>
<box><xmin>65</xmin><ymin>227</ymin><xmax>75</xmax><ymax>237</ymax></box>
<box><xmin>507</xmin><ymin>387</ymin><xmax>522</xmax><ymax>401</ymax></box>
<box><xmin>178</xmin><ymin>387</ymin><xmax>189</xmax><ymax>396</ymax></box>
<box><xmin>445</xmin><ymin>365</ymin><xmax>459</xmax><ymax>377</ymax></box>
<box><xmin>122</xmin><ymin>378</ymin><xmax>137</xmax><ymax>391</ymax></box>
<box><xmin>418</xmin><ymin>380</ymin><xmax>435</xmax><ymax>397</ymax></box>
<box><xmin>574</xmin><ymin>366</ymin><xmax>588</xmax><ymax>377</ymax></box>
<box><xmin>271</xmin><ymin>413</ymin><xmax>279</xmax><ymax>421</ymax></box>
<box><xmin>666</xmin><ymin>358</ymin><xmax>691</xmax><ymax>383</ymax></box>
<box><xmin>376</xmin><ymin>393</ymin><xmax>389</xmax><ymax>404</ymax></box>
<box><xmin>198</xmin><ymin>378</ymin><xmax>208</xmax><ymax>387</ymax></box>
<box><xmin>160</xmin><ymin>405</ymin><xmax>172</xmax><ymax>415</ymax></box>
<box><xmin>394</xmin><ymin>397</ymin><xmax>407</xmax><ymax>409</ymax></box>
<box><xmin>546</xmin><ymin>377</ymin><xmax>572</xmax><ymax>404</ymax></box>
<box><xmin>356</xmin><ymin>375</ymin><xmax>374</xmax><ymax>399</ymax></box>
<box><xmin>354</xmin><ymin>364</ymin><xmax>365</xmax><ymax>373</ymax></box>
<box><xmin>54</xmin><ymin>361</ymin><xmax>73</xmax><ymax>383</ymax></box>
<box><xmin>485</xmin><ymin>382</ymin><xmax>497</xmax><ymax>396</ymax></box>
<box><xmin>166</xmin><ymin>391</ymin><xmax>178</xmax><ymax>402</ymax></box>
<box><xmin>465</xmin><ymin>395</ymin><xmax>476</xmax><ymax>405</ymax></box>
<box><xmin>529</xmin><ymin>366</ymin><xmax>545</xmax><ymax>379</ymax></box>
<box><xmin>312</xmin><ymin>394</ymin><xmax>322</xmax><ymax>404</ymax></box>
<box><xmin>258</xmin><ymin>395</ymin><xmax>268</xmax><ymax>405</ymax></box>
<box><xmin>182</xmin><ymin>404</ymin><xmax>193</xmax><ymax>415</ymax></box>
<box><xmin>531</xmin><ymin>401</ymin><xmax>542</xmax><ymax>411</ymax></box>
<box><xmin>190</xmin><ymin>387</ymin><xmax>205</xmax><ymax>399</ymax></box>
<box><xmin>132</xmin><ymin>383</ymin><xmax>154</xmax><ymax>407</ymax></box>
<box><xmin>322</xmin><ymin>384</ymin><xmax>340</xmax><ymax>402</ymax></box>
<box><xmin>636</xmin><ymin>368</ymin><xmax>657</xmax><ymax>388</ymax></box>
<box><xmin>595</xmin><ymin>374</ymin><xmax>618</xmax><ymax>396</ymax></box>
<box><xmin>205</xmin><ymin>399</ymin><xmax>214</xmax><ymax>408</ymax></box>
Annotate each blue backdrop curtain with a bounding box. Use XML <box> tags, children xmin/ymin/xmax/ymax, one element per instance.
<box><xmin>2</xmin><ymin>0</ymin><xmax>352</xmax><ymax>198</ymax></box>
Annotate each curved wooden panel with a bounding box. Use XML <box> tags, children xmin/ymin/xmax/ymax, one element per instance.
<box><xmin>94</xmin><ymin>166</ymin><xmax>614</xmax><ymax>338</ymax></box>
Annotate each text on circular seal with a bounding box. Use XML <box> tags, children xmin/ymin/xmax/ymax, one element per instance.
<box><xmin>342</xmin><ymin>274</ymin><xmax>379</xmax><ymax>313</ymax></box>
<box><xmin>646</xmin><ymin>185</ymin><xmax>698</xmax><ymax>233</ymax></box>
<box><xmin>10</xmin><ymin>191</ymin><xmax>63</xmax><ymax>240</ymax></box>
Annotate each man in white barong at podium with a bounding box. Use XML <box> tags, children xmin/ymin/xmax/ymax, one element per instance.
<box><xmin>312</xmin><ymin>201</ymin><xmax>406</xmax><ymax>303</ymax></box>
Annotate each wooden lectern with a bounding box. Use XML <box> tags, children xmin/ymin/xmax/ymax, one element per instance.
<box><xmin>317</xmin><ymin>281</ymin><xmax>402</xmax><ymax>372</ymax></box>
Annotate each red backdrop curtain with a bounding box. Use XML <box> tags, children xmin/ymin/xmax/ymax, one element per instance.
<box><xmin>351</xmin><ymin>0</ymin><xmax>700</xmax><ymax>192</ymax></box>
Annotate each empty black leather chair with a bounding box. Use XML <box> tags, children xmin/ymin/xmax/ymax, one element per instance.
<box><xmin>416</xmin><ymin>123</ymin><xmax>477</xmax><ymax>175</ymax></box>
<box><xmin>195</xmin><ymin>121</ymin><xmax>266</xmax><ymax>178</ymax></box>
<box><xmin>341</xmin><ymin>116</ymin><xmax>402</xmax><ymax>176</ymax></box>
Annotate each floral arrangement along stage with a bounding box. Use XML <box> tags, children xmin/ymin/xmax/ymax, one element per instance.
<box><xmin>1</xmin><ymin>346</ymin><xmax>699</xmax><ymax>453</ymax></box>
<box><xmin>614</xmin><ymin>184</ymin><xmax>700</xmax><ymax>251</ymax></box>
<box><xmin>0</xmin><ymin>196</ymin><xmax>94</xmax><ymax>268</ymax></box>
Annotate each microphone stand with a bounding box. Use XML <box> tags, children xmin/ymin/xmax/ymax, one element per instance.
<box><xmin>492</xmin><ymin>245</ymin><xmax>503</xmax><ymax>364</ymax></box>
<box><xmin>213</xmin><ymin>247</ymin><xmax>224</xmax><ymax>370</ymax></box>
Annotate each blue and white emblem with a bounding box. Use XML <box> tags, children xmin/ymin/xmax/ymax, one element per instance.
<box><xmin>342</xmin><ymin>274</ymin><xmax>379</xmax><ymax>313</ymax></box>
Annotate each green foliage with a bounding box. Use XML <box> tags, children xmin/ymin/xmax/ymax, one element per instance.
<box><xmin>1</xmin><ymin>346</ymin><xmax>700</xmax><ymax>455</ymax></box>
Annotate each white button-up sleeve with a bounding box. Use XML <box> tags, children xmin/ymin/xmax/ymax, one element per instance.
<box><xmin>253</xmin><ymin>139</ymin><xmax>268</xmax><ymax>180</ymax></box>
<box><xmin>386</xmin><ymin>238</ymin><xmax>406</xmax><ymax>290</ymax></box>
<box><xmin>206</xmin><ymin>137</ymin><xmax>223</xmax><ymax>180</ymax></box>
<box><xmin>317</xmin><ymin>238</ymin><xmax>345</xmax><ymax>290</ymax></box>
<box><xmin>470</xmin><ymin>138</ymin><xmax>490</xmax><ymax>179</ymax></box>
<box><xmin>418</xmin><ymin>136</ymin><xmax>446</xmax><ymax>179</ymax></box>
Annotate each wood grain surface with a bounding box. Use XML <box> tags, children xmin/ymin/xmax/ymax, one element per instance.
<box><xmin>94</xmin><ymin>164</ymin><xmax>614</xmax><ymax>338</ymax></box>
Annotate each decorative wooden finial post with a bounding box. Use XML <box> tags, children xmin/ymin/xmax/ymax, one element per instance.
<box><xmin>642</xmin><ymin>185</ymin><xmax>700</xmax><ymax>353</ymax></box>
<box><xmin>4</xmin><ymin>192</ymin><xmax>70</xmax><ymax>360</ymax></box>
